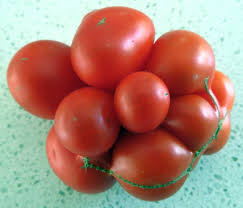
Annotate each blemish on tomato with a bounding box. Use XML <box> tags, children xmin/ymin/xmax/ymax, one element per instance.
<box><xmin>98</xmin><ymin>17</ymin><xmax>106</xmax><ymax>26</ymax></box>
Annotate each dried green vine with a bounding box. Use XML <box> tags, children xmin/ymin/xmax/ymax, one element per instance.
<box><xmin>82</xmin><ymin>77</ymin><xmax>227</xmax><ymax>189</ymax></box>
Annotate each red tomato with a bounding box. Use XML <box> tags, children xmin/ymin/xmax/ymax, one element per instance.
<box><xmin>46</xmin><ymin>127</ymin><xmax>115</xmax><ymax>193</ymax></box>
<box><xmin>211</xmin><ymin>70</ymin><xmax>235</xmax><ymax>111</ymax></box>
<box><xmin>71</xmin><ymin>6</ymin><xmax>155</xmax><ymax>90</ymax></box>
<box><xmin>7</xmin><ymin>40</ymin><xmax>84</xmax><ymax>119</ymax></box>
<box><xmin>114</xmin><ymin>71</ymin><xmax>170</xmax><ymax>133</ymax></box>
<box><xmin>111</xmin><ymin>128</ymin><xmax>193</xmax><ymax>201</ymax></box>
<box><xmin>199</xmin><ymin>90</ymin><xmax>232</xmax><ymax>155</ymax></box>
<box><xmin>54</xmin><ymin>87</ymin><xmax>120</xmax><ymax>157</ymax></box>
<box><xmin>147</xmin><ymin>30</ymin><xmax>215</xmax><ymax>95</ymax></box>
<box><xmin>205</xmin><ymin>113</ymin><xmax>231</xmax><ymax>155</ymax></box>
<box><xmin>163</xmin><ymin>95</ymin><xmax>218</xmax><ymax>151</ymax></box>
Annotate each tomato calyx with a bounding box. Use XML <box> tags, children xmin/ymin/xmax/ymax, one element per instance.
<box><xmin>80</xmin><ymin>77</ymin><xmax>227</xmax><ymax>189</ymax></box>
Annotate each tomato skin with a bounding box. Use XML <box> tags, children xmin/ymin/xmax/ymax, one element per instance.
<box><xmin>211</xmin><ymin>70</ymin><xmax>235</xmax><ymax>111</ymax></box>
<box><xmin>204</xmin><ymin>114</ymin><xmax>231</xmax><ymax>155</ymax></box>
<box><xmin>117</xmin><ymin>175</ymin><xmax>187</xmax><ymax>202</ymax></box>
<box><xmin>163</xmin><ymin>95</ymin><xmax>218</xmax><ymax>151</ymax></box>
<box><xmin>147</xmin><ymin>30</ymin><xmax>215</xmax><ymax>95</ymax></box>
<box><xmin>7</xmin><ymin>40</ymin><xmax>84</xmax><ymax>119</ymax></box>
<box><xmin>111</xmin><ymin>128</ymin><xmax>193</xmax><ymax>201</ymax></box>
<box><xmin>198</xmin><ymin>88</ymin><xmax>220</xmax><ymax>115</ymax></box>
<box><xmin>114</xmin><ymin>72</ymin><xmax>170</xmax><ymax>133</ymax></box>
<box><xmin>71</xmin><ymin>6</ymin><xmax>155</xmax><ymax>90</ymax></box>
<box><xmin>54</xmin><ymin>87</ymin><xmax>120</xmax><ymax>157</ymax></box>
<box><xmin>46</xmin><ymin>127</ymin><xmax>115</xmax><ymax>193</ymax></box>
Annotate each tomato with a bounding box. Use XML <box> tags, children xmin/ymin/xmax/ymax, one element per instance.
<box><xmin>71</xmin><ymin>6</ymin><xmax>155</xmax><ymax>90</ymax></box>
<box><xmin>147</xmin><ymin>30</ymin><xmax>215</xmax><ymax>95</ymax></box>
<box><xmin>199</xmin><ymin>90</ymin><xmax>232</xmax><ymax>155</ymax></box>
<box><xmin>200</xmin><ymin>71</ymin><xmax>234</xmax><ymax>113</ymax></box>
<box><xmin>7</xmin><ymin>40</ymin><xmax>84</xmax><ymax>119</ymax></box>
<box><xmin>162</xmin><ymin>95</ymin><xmax>218</xmax><ymax>151</ymax></box>
<box><xmin>211</xmin><ymin>70</ymin><xmax>235</xmax><ymax>111</ymax></box>
<box><xmin>54</xmin><ymin>87</ymin><xmax>120</xmax><ymax>157</ymax></box>
<box><xmin>46</xmin><ymin>127</ymin><xmax>115</xmax><ymax>193</ymax></box>
<box><xmin>111</xmin><ymin>128</ymin><xmax>193</xmax><ymax>201</ymax></box>
<box><xmin>198</xmin><ymin>71</ymin><xmax>234</xmax><ymax>155</ymax></box>
<box><xmin>205</xmin><ymin>113</ymin><xmax>231</xmax><ymax>155</ymax></box>
<box><xmin>114</xmin><ymin>72</ymin><xmax>170</xmax><ymax>133</ymax></box>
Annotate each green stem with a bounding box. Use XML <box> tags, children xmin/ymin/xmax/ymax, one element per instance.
<box><xmin>82</xmin><ymin>77</ymin><xmax>227</xmax><ymax>189</ymax></box>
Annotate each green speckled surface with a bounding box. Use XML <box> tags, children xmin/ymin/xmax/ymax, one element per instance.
<box><xmin>0</xmin><ymin>0</ymin><xmax>243</xmax><ymax>207</ymax></box>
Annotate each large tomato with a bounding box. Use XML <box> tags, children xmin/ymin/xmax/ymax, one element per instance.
<box><xmin>54</xmin><ymin>87</ymin><xmax>120</xmax><ymax>157</ymax></box>
<box><xmin>211</xmin><ymin>70</ymin><xmax>235</xmax><ymax>111</ymax></box>
<box><xmin>147</xmin><ymin>30</ymin><xmax>215</xmax><ymax>95</ymax></box>
<box><xmin>7</xmin><ymin>40</ymin><xmax>84</xmax><ymax>119</ymax></box>
<box><xmin>114</xmin><ymin>71</ymin><xmax>170</xmax><ymax>133</ymax></box>
<box><xmin>46</xmin><ymin>127</ymin><xmax>115</xmax><ymax>193</ymax></box>
<box><xmin>111</xmin><ymin>128</ymin><xmax>193</xmax><ymax>201</ymax></box>
<box><xmin>71</xmin><ymin>6</ymin><xmax>155</xmax><ymax>90</ymax></box>
<box><xmin>162</xmin><ymin>95</ymin><xmax>218</xmax><ymax>151</ymax></box>
<box><xmin>198</xmin><ymin>71</ymin><xmax>234</xmax><ymax>155</ymax></box>
<box><xmin>199</xmin><ymin>92</ymin><xmax>232</xmax><ymax>155</ymax></box>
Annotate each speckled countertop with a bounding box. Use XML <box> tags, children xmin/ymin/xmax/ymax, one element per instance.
<box><xmin>0</xmin><ymin>0</ymin><xmax>243</xmax><ymax>208</ymax></box>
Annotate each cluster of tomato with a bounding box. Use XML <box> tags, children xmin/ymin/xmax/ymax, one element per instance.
<box><xmin>7</xmin><ymin>7</ymin><xmax>235</xmax><ymax>201</ymax></box>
